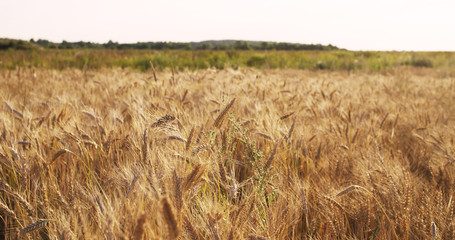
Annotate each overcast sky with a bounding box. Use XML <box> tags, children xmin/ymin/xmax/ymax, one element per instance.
<box><xmin>1</xmin><ymin>0</ymin><xmax>454</xmax><ymax>51</ymax></box>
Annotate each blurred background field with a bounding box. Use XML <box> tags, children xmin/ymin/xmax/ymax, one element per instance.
<box><xmin>1</xmin><ymin>39</ymin><xmax>455</xmax><ymax>72</ymax></box>
<box><xmin>2</xmin><ymin>49</ymin><xmax>455</xmax><ymax>72</ymax></box>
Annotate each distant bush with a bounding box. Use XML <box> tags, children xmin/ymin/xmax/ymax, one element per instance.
<box><xmin>246</xmin><ymin>55</ymin><xmax>266</xmax><ymax>68</ymax></box>
<box><xmin>226</xmin><ymin>50</ymin><xmax>239</xmax><ymax>59</ymax></box>
<box><xmin>0</xmin><ymin>39</ymin><xmax>39</xmax><ymax>50</ymax></box>
<box><xmin>403</xmin><ymin>55</ymin><xmax>433</xmax><ymax>68</ymax></box>
<box><xmin>315</xmin><ymin>61</ymin><xmax>326</xmax><ymax>70</ymax></box>
<box><xmin>208</xmin><ymin>54</ymin><xmax>227</xmax><ymax>69</ymax></box>
<box><xmin>133</xmin><ymin>58</ymin><xmax>152</xmax><ymax>71</ymax></box>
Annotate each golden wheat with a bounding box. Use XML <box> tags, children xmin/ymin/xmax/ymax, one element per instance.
<box><xmin>0</xmin><ymin>66</ymin><xmax>454</xmax><ymax>239</ymax></box>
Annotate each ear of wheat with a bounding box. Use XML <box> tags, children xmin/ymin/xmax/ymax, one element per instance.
<box><xmin>280</xmin><ymin>112</ymin><xmax>294</xmax><ymax>120</ymax></box>
<box><xmin>191</xmin><ymin>144</ymin><xmax>211</xmax><ymax>157</ymax></box>
<box><xmin>214</xmin><ymin>98</ymin><xmax>235</xmax><ymax>128</ymax></box>
<box><xmin>287</xmin><ymin>117</ymin><xmax>296</xmax><ymax>141</ymax></box>
<box><xmin>50</xmin><ymin>148</ymin><xmax>72</xmax><ymax>164</ymax></box>
<box><xmin>19</xmin><ymin>219</ymin><xmax>50</xmax><ymax>235</ymax></box>
<box><xmin>183</xmin><ymin>216</ymin><xmax>199</xmax><ymax>240</ymax></box>
<box><xmin>264</xmin><ymin>143</ymin><xmax>278</xmax><ymax>170</ymax></box>
<box><xmin>162</xmin><ymin>197</ymin><xmax>179</xmax><ymax>239</ymax></box>
<box><xmin>336</xmin><ymin>185</ymin><xmax>370</xmax><ymax>197</ymax></box>
<box><xmin>183</xmin><ymin>164</ymin><xmax>205</xmax><ymax>192</ymax></box>
<box><xmin>0</xmin><ymin>180</ymin><xmax>34</xmax><ymax>216</ymax></box>
<box><xmin>152</xmin><ymin>114</ymin><xmax>175</xmax><ymax>127</ymax></box>
<box><xmin>0</xmin><ymin>201</ymin><xmax>17</xmax><ymax>219</ymax></box>
<box><xmin>133</xmin><ymin>214</ymin><xmax>147</xmax><ymax>240</ymax></box>
<box><xmin>185</xmin><ymin>127</ymin><xmax>194</xmax><ymax>151</ymax></box>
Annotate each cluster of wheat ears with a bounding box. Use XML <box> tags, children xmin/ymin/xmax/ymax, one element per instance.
<box><xmin>0</xmin><ymin>66</ymin><xmax>454</xmax><ymax>239</ymax></box>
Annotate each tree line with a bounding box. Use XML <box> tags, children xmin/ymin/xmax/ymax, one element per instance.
<box><xmin>0</xmin><ymin>38</ymin><xmax>339</xmax><ymax>51</ymax></box>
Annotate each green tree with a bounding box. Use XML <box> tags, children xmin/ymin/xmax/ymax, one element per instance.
<box><xmin>234</xmin><ymin>41</ymin><xmax>251</xmax><ymax>50</ymax></box>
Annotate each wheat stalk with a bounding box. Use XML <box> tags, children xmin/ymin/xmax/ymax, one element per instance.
<box><xmin>142</xmin><ymin>129</ymin><xmax>147</xmax><ymax>162</ymax></box>
<box><xmin>50</xmin><ymin>148</ymin><xmax>72</xmax><ymax>164</ymax></box>
<box><xmin>126</xmin><ymin>173</ymin><xmax>140</xmax><ymax>197</ymax></box>
<box><xmin>264</xmin><ymin>143</ymin><xmax>277</xmax><ymax>170</ymax></box>
<box><xmin>3</xmin><ymin>101</ymin><xmax>13</xmax><ymax>112</ymax></box>
<box><xmin>149</xmin><ymin>61</ymin><xmax>157</xmax><ymax>81</ymax></box>
<box><xmin>183</xmin><ymin>216</ymin><xmax>199</xmax><ymax>240</ymax></box>
<box><xmin>185</xmin><ymin>127</ymin><xmax>194</xmax><ymax>151</ymax></box>
<box><xmin>280</xmin><ymin>112</ymin><xmax>294</xmax><ymax>120</ymax></box>
<box><xmin>162</xmin><ymin>197</ymin><xmax>179</xmax><ymax>239</ymax></box>
<box><xmin>19</xmin><ymin>219</ymin><xmax>50</xmax><ymax>235</ymax></box>
<box><xmin>9</xmin><ymin>147</ymin><xmax>20</xmax><ymax>161</ymax></box>
<box><xmin>249</xmin><ymin>235</ymin><xmax>267</xmax><ymax>240</ymax></box>
<box><xmin>13</xmin><ymin>109</ymin><xmax>23</xmax><ymax>119</ymax></box>
<box><xmin>173</xmin><ymin>170</ymin><xmax>183</xmax><ymax>212</ymax></box>
<box><xmin>0</xmin><ymin>180</ymin><xmax>34</xmax><ymax>216</ymax></box>
<box><xmin>181</xmin><ymin>89</ymin><xmax>188</xmax><ymax>103</ymax></box>
<box><xmin>287</xmin><ymin>117</ymin><xmax>296</xmax><ymax>141</ymax></box>
<box><xmin>0</xmin><ymin>180</ymin><xmax>14</xmax><ymax>192</ymax></box>
<box><xmin>256</xmin><ymin>132</ymin><xmax>273</xmax><ymax>141</ymax></box>
<box><xmin>0</xmin><ymin>201</ymin><xmax>17</xmax><ymax>219</ymax></box>
<box><xmin>195</xmin><ymin>126</ymin><xmax>204</xmax><ymax>144</ymax></box>
<box><xmin>191</xmin><ymin>144</ymin><xmax>211</xmax><ymax>157</ymax></box>
<box><xmin>183</xmin><ymin>164</ymin><xmax>205</xmax><ymax>191</ymax></box>
<box><xmin>431</xmin><ymin>221</ymin><xmax>438</xmax><ymax>239</ymax></box>
<box><xmin>152</xmin><ymin>114</ymin><xmax>175</xmax><ymax>127</ymax></box>
<box><xmin>81</xmin><ymin>110</ymin><xmax>97</xmax><ymax>121</ymax></box>
<box><xmin>17</xmin><ymin>140</ymin><xmax>31</xmax><ymax>146</ymax></box>
<box><xmin>133</xmin><ymin>214</ymin><xmax>147</xmax><ymax>240</ymax></box>
<box><xmin>301</xmin><ymin>188</ymin><xmax>308</xmax><ymax>217</ymax></box>
<box><xmin>167</xmin><ymin>135</ymin><xmax>187</xmax><ymax>142</ymax></box>
<box><xmin>336</xmin><ymin>185</ymin><xmax>370</xmax><ymax>197</ymax></box>
<box><xmin>214</xmin><ymin>98</ymin><xmax>235</xmax><ymax>128</ymax></box>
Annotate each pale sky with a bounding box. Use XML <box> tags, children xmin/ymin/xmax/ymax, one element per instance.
<box><xmin>1</xmin><ymin>0</ymin><xmax>454</xmax><ymax>51</ymax></box>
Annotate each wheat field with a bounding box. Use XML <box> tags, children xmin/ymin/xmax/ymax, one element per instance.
<box><xmin>0</xmin><ymin>67</ymin><xmax>454</xmax><ymax>239</ymax></box>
